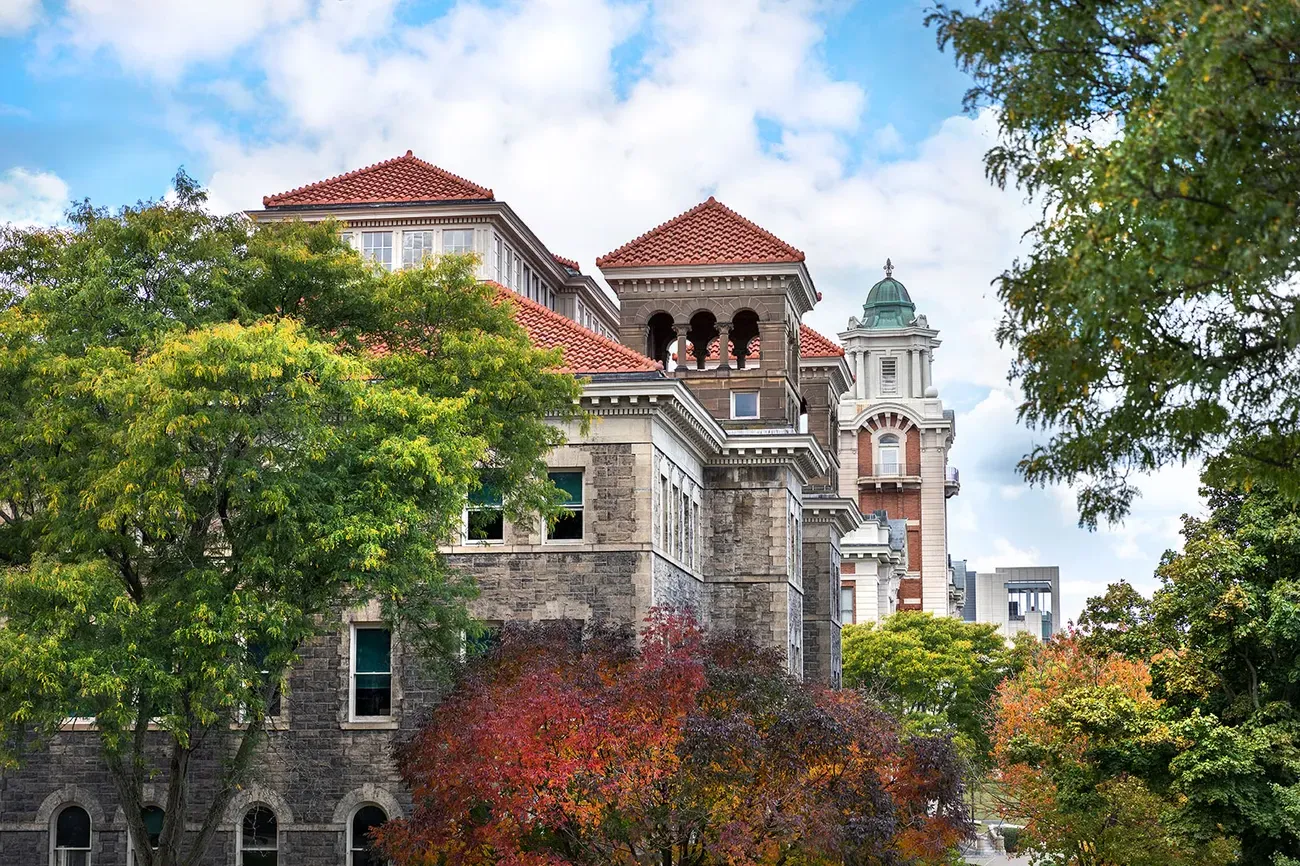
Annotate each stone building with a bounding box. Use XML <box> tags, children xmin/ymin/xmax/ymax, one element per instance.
<box><xmin>0</xmin><ymin>152</ymin><xmax>959</xmax><ymax>865</ymax></box>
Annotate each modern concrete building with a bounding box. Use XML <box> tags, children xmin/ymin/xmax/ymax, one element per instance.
<box><xmin>966</xmin><ymin>566</ymin><xmax>1062</xmax><ymax>641</ymax></box>
<box><xmin>0</xmin><ymin>152</ymin><xmax>964</xmax><ymax>864</ymax></box>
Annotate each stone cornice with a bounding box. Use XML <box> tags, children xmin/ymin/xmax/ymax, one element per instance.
<box><xmin>801</xmin><ymin>495</ymin><xmax>863</xmax><ymax>535</ymax></box>
<box><xmin>709</xmin><ymin>432</ymin><xmax>831</xmax><ymax>486</ymax></box>
<box><xmin>604</xmin><ymin>262</ymin><xmax>818</xmax><ymax>317</ymax></box>
<box><xmin>578</xmin><ymin>378</ymin><xmax>726</xmax><ymax>462</ymax></box>
<box><xmin>799</xmin><ymin>354</ymin><xmax>852</xmax><ymax>397</ymax></box>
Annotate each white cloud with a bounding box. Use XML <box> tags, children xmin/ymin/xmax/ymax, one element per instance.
<box><xmin>0</xmin><ymin>167</ymin><xmax>69</xmax><ymax>227</ymax></box>
<box><xmin>966</xmin><ymin>537</ymin><xmax>1042</xmax><ymax>574</ymax></box>
<box><xmin>0</xmin><ymin>0</ymin><xmax>41</xmax><ymax>35</ymax></box>
<box><xmin>53</xmin><ymin>0</ymin><xmax>311</xmax><ymax>78</ymax></box>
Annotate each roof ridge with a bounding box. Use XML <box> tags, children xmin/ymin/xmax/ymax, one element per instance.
<box><xmin>595</xmin><ymin>195</ymin><xmax>806</xmax><ymax>268</ymax></box>
<box><xmin>262</xmin><ymin>150</ymin><xmax>493</xmax><ymax>207</ymax></box>
<box><xmin>485</xmin><ymin>281</ymin><xmax>661</xmax><ymax>373</ymax></box>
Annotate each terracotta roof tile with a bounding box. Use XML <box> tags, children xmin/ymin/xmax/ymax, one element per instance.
<box><xmin>486</xmin><ymin>282</ymin><xmax>661</xmax><ymax>375</ymax></box>
<box><xmin>799</xmin><ymin>323</ymin><xmax>845</xmax><ymax>358</ymax></box>
<box><xmin>263</xmin><ymin>151</ymin><xmax>494</xmax><ymax>208</ymax></box>
<box><xmin>552</xmin><ymin>253</ymin><xmax>581</xmax><ymax>272</ymax></box>
<box><xmin>596</xmin><ymin>196</ymin><xmax>806</xmax><ymax>269</ymax></box>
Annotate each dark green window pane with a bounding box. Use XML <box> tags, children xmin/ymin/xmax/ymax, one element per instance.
<box><xmin>468</xmin><ymin>477</ymin><xmax>504</xmax><ymax>507</ymax></box>
<box><xmin>355</xmin><ymin>677</ymin><xmax>392</xmax><ymax>716</ymax></box>
<box><xmin>242</xmin><ymin>852</ymin><xmax>278</xmax><ymax>866</ymax></box>
<box><xmin>549</xmin><ymin>509</ymin><xmax>583</xmax><ymax>540</ymax></box>
<box><xmin>465</xmin><ymin>624</ymin><xmax>501</xmax><ymax>657</ymax></box>
<box><xmin>352</xmin><ymin>804</ymin><xmax>387</xmax><ymax>864</ymax></box>
<box><xmin>143</xmin><ymin>805</ymin><xmax>164</xmax><ymax>847</ymax></box>
<box><xmin>356</xmin><ymin>628</ymin><xmax>391</xmax><ymax>674</ymax></box>
<box><xmin>467</xmin><ymin>508</ymin><xmax>504</xmax><ymax>540</ymax></box>
<box><xmin>549</xmin><ymin>471</ymin><xmax>583</xmax><ymax>505</ymax></box>
<box><xmin>55</xmin><ymin>805</ymin><xmax>90</xmax><ymax>848</ymax></box>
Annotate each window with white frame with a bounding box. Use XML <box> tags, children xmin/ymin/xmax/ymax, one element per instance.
<box><xmin>443</xmin><ymin>229</ymin><xmax>474</xmax><ymax>255</ymax></box>
<box><xmin>692</xmin><ymin>500</ymin><xmax>701</xmax><ymax>569</ymax></box>
<box><xmin>877</xmin><ymin>433</ymin><xmax>901</xmax><ymax>476</ymax></box>
<box><xmin>351</xmin><ymin>626</ymin><xmax>393</xmax><ymax>718</ymax></box>
<box><xmin>360</xmin><ymin>232</ymin><xmax>393</xmax><ymax>270</ymax></box>
<box><xmin>349</xmin><ymin>805</ymin><xmax>388</xmax><ymax>866</ymax></box>
<box><xmin>731</xmin><ymin>391</ymin><xmax>760</xmax><ymax>419</ymax></box>
<box><xmin>514</xmin><ymin>257</ymin><xmax>523</xmax><ymax>292</ymax></box>
<box><xmin>522</xmin><ymin>265</ymin><xmax>533</xmax><ymax>300</ymax></box>
<box><xmin>126</xmin><ymin>806</ymin><xmax>164</xmax><ymax>866</ymax></box>
<box><xmin>338</xmin><ymin>231</ymin><xmax>353</xmax><ymax>249</ymax></box>
<box><xmin>239</xmin><ymin>806</ymin><xmax>277</xmax><ymax>866</ymax></box>
<box><xmin>504</xmin><ymin>248</ymin><xmax>515</xmax><ymax>289</ymax></box>
<box><xmin>53</xmin><ymin>804</ymin><xmax>92</xmax><ymax>866</ymax></box>
<box><xmin>402</xmin><ymin>230</ymin><xmax>434</xmax><ymax>268</ymax></box>
<box><xmin>493</xmin><ymin>237</ymin><xmax>503</xmax><ymax>281</ymax></box>
<box><xmin>840</xmin><ymin>582</ymin><xmax>856</xmax><ymax>624</ymax></box>
<box><xmin>680</xmin><ymin>488</ymin><xmax>691</xmax><ymax>563</ymax></box>
<box><xmin>466</xmin><ymin>474</ymin><xmax>505</xmax><ymax>542</ymax></box>
<box><xmin>659</xmin><ymin>475</ymin><xmax>670</xmax><ymax>549</ymax></box>
<box><xmin>880</xmin><ymin>357</ymin><xmax>898</xmax><ymax>394</ymax></box>
<box><xmin>547</xmin><ymin>470</ymin><xmax>584</xmax><ymax>541</ymax></box>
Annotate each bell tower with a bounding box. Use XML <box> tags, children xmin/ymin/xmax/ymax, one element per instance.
<box><xmin>596</xmin><ymin>197</ymin><xmax>817</xmax><ymax>431</ymax></box>
<box><xmin>838</xmin><ymin>261</ymin><xmax>959</xmax><ymax>617</ymax></box>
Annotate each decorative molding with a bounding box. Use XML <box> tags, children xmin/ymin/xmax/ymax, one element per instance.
<box><xmin>330</xmin><ymin>784</ymin><xmax>406</xmax><ymax>824</ymax></box>
<box><xmin>220</xmin><ymin>783</ymin><xmax>296</xmax><ymax>829</ymax></box>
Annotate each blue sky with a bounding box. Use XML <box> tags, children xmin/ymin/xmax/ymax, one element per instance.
<box><xmin>0</xmin><ymin>0</ymin><xmax>1203</xmax><ymax>621</ymax></box>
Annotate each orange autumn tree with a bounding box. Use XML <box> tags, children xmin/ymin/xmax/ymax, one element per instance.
<box><xmin>991</xmin><ymin>638</ymin><xmax>1236</xmax><ymax>866</ymax></box>
<box><xmin>379</xmin><ymin>611</ymin><xmax>970</xmax><ymax>866</ymax></box>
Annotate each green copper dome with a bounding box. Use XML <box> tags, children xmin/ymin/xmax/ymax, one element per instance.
<box><xmin>861</xmin><ymin>259</ymin><xmax>916</xmax><ymax>329</ymax></box>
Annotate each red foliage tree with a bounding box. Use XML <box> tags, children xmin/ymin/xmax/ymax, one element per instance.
<box><xmin>379</xmin><ymin>611</ymin><xmax>969</xmax><ymax>866</ymax></box>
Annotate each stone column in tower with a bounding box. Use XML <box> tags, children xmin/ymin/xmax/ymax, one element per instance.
<box><xmin>717</xmin><ymin>322</ymin><xmax>732</xmax><ymax>370</ymax></box>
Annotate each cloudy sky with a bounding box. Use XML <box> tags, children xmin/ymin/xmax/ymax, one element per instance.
<box><xmin>0</xmin><ymin>0</ymin><xmax>1203</xmax><ymax>621</ymax></box>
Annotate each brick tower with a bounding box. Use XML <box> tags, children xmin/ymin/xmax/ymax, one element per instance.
<box><xmin>837</xmin><ymin>261</ymin><xmax>959</xmax><ymax>616</ymax></box>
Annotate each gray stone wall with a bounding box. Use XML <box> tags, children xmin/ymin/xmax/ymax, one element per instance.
<box><xmin>0</xmin><ymin>620</ymin><xmax>428</xmax><ymax>865</ymax></box>
<box><xmin>652</xmin><ymin>554</ymin><xmax>705</xmax><ymax>615</ymax></box>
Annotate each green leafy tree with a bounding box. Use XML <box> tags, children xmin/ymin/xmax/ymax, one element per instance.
<box><xmin>929</xmin><ymin>1</ymin><xmax>1300</xmax><ymax>525</ymax></box>
<box><xmin>1064</xmin><ymin>478</ymin><xmax>1300</xmax><ymax>865</ymax></box>
<box><xmin>842</xmin><ymin>611</ymin><xmax>1009</xmax><ymax>767</ymax></box>
<box><xmin>0</xmin><ymin>174</ymin><xmax>584</xmax><ymax>866</ymax></box>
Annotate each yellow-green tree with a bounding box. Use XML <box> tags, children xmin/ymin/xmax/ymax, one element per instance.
<box><xmin>0</xmin><ymin>173</ymin><xmax>584</xmax><ymax>866</ymax></box>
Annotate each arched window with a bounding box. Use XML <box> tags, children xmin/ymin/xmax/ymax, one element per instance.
<box><xmin>646</xmin><ymin>312</ymin><xmax>677</xmax><ymax>370</ymax></box>
<box><xmin>239</xmin><ymin>806</ymin><xmax>278</xmax><ymax>866</ymax></box>
<box><xmin>686</xmin><ymin>311</ymin><xmax>719</xmax><ymax>370</ymax></box>
<box><xmin>731</xmin><ymin>309</ymin><xmax>760</xmax><ymax>369</ymax></box>
<box><xmin>349</xmin><ymin>804</ymin><xmax>388</xmax><ymax>866</ymax></box>
<box><xmin>127</xmin><ymin>805</ymin><xmax>164</xmax><ymax>865</ymax></box>
<box><xmin>53</xmin><ymin>804</ymin><xmax>92</xmax><ymax>866</ymax></box>
<box><xmin>878</xmin><ymin>434</ymin><xmax>900</xmax><ymax>476</ymax></box>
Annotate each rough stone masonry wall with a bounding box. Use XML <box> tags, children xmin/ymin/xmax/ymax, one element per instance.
<box><xmin>0</xmin><ymin>620</ymin><xmax>434</xmax><ymax>865</ymax></box>
<box><xmin>703</xmin><ymin>464</ymin><xmax>799</xmax><ymax>663</ymax></box>
<box><xmin>801</xmin><ymin>523</ymin><xmax>842</xmax><ymax>686</ymax></box>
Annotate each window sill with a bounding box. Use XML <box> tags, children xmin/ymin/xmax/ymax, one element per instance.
<box><xmin>341</xmin><ymin>718</ymin><xmax>400</xmax><ymax>731</ymax></box>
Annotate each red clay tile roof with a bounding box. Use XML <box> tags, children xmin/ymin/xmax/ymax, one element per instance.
<box><xmin>552</xmin><ymin>254</ymin><xmax>581</xmax><ymax>272</ymax></box>
<box><xmin>487</xmin><ymin>282</ymin><xmax>661</xmax><ymax>375</ymax></box>
<box><xmin>263</xmin><ymin>151</ymin><xmax>494</xmax><ymax>208</ymax></box>
<box><xmin>596</xmin><ymin>196</ymin><xmax>806</xmax><ymax>269</ymax></box>
<box><xmin>799</xmin><ymin>323</ymin><xmax>845</xmax><ymax>358</ymax></box>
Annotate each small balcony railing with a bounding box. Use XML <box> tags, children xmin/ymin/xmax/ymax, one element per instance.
<box><xmin>870</xmin><ymin>461</ymin><xmax>920</xmax><ymax>477</ymax></box>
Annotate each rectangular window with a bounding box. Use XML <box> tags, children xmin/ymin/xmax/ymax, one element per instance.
<box><xmin>402</xmin><ymin>230</ymin><xmax>434</xmax><ymax>268</ymax></box>
<box><xmin>731</xmin><ymin>391</ymin><xmax>760</xmax><ymax>419</ymax></box>
<box><xmin>351</xmin><ymin>626</ymin><xmax>392</xmax><ymax>718</ymax></box>
<box><xmin>522</xmin><ymin>265</ymin><xmax>533</xmax><ymax>300</ymax></box>
<box><xmin>338</xmin><ymin>231</ymin><xmax>353</xmax><ymax>249</ymax></box>
<box><xmin>691</xmin><ymin>500</ymin><xmax>700</xmax><ymax>569</ymax></box>
<box><xmin>504</xmin><ymin>248</ymin><xmax>515</xmax><ymax>289</ymax></box>
<box><xmin>514</xmin><ymin>257</ymin><xmax>523</xmax><ymax>292</ymax></box>
<box><xmin>880</xmin><ymin>357</ymin><xmax>898</xmax><ymax>394</ymax></box>
<box><xmin>360</xmin><ymin>231</ymin><xmax>393</xmax><ymax>270</ymax></box>
<box><xmin>443</xmin><ymin>228</ymin><xmax>474</xmax><ymax>255</ymax></box>
<box><xmin>547</xmin><ymin>470</ymin><xmax>584</xmax><ymax>541</ymax></box>
<box><xmin>659</xmin><ymin>475</ymin><xmax>670</xmax><ymax>549</ymax></box>
<box><xmin>493</xmin><ymin>237</ymin><xmax>503</xmax><ymax>280</ymax></box>
<box><xmin>681</xmin><ymin>489</ymin><xmax>691</xmax><ymax>563</ymax></box>
<box><xmin>466</xmin><ymin>475</ymin><xmax>505</xmax><ymax>542</ymax></box>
